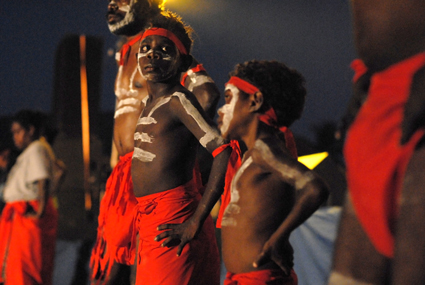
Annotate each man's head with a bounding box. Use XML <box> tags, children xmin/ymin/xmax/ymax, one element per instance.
<box><xmin>218</xmin><ymin>60</ymin><xmax>306</xmax><ymax>139</ymax></box>
<box><xmin>137</xmin><ymin>12</ymin><xmax>193</xmax><ymax>82</ymax></box>
<box><xmin>351</xmin><ymin>0</ymin><xmax>425</xmax><ymax>72</ymax></box>
<box><xmin>107</xmin><ymin>0</ymin><xmax>164</xmax><ymax>36</ymax></box>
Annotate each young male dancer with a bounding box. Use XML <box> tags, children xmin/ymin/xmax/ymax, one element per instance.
<box><xmin>157</xmin><ymin>60</ymin><xmax>329</xmax><ymax>284</ymax></box>
<box><xmin>90</xmin><ymin>1</ymin><xmax>220</xmax><ymax>284</ymax></box>
<box><xmin>123</xmin><ymin>13</ymin><xmax>228</xmax><ymax>284</ymax></box>
<box><xmin>329</xmin><ymin>1</ymin><xmax>425</xmax><ymax>284</ymax></box>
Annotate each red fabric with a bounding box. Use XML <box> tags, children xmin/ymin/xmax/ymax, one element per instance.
<box><xmin>226</xmin><ymin>76</ymin><xmax>260</xmax><ymax>95</ymax></box>
<box><xmin>344</xmin><ymin>52</ymin><xmax>425</xmax><ymax>257</ymax></box>
<box><xmin>142</xmin><ymin>27</ymin><xmax>188</xmax><ymax>55</ymax></box>
<box><xmin>133</xmin><ymin>179</ymin><xmax>220</xmax><ymax>285</ymax></box>
<box><xmin>0</xmin><ymin>199</ymin><xmax>57</xmax><ymax>285</ymax></box>
<box><xmin>351</xmin><ymin>59</ymin><xmax>368</xmax><ymax>83</ymax></box>
<box><xmin>258</xmin><ymin>108</ymin><xmax>298</xmax><ymax>159</ymax></box>
<box><xmin>214</xmin><ymin>140</ymin><xmax>242</xmax><ymax>228</ymax></box>
<box><xmin>180</xmin><ymin>64</ymin><xmax>206</xmax><ymax>86</ymax></box>
<box><xmin>90</xmin><ymin>151</ymin><xmax>138</xmax><ymax>283</ymax></box>
<box><xmin>224</xmin><ymin>269</ymin><xmax>298</xmax><ymax>285</ymax></box>
<box><xmin>119</xmin><ymin>33</ymin><xmax>144</xmax><ymax>65</ymax></box>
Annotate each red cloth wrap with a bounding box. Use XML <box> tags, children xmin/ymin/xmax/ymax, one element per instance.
<box><xmin>132</xmin><ymin>179</ymin><xmax>220</xmax><ymax>285</ymax></box>
<box><xmin>90</xmin><ymin>151</ymin><xmax>138</xmax><ymax>283</ymax></box>
<box><xmin>142</xmin><ymin>27</ymin><xmax>188</xmax><ymax>55</ymax></box>
<box><xmin>119</xmin><ymin>33</ymin><xmax>144</xmax><ymax>66</ymax></box>
<box><xmin>181</xmin><ymin>63</ymin><xmax>206</xmax><ymax>86</ymax></box>
<box><xmin>344</xmin><ymin>52</ymin><xmax>425</xmax><ymax>257</ymax></box>
<box><xmin>0</xmin><ymin>199</ymin><xmax>58</xmax><ymax>285</ymax></box>
<box><xmin>213</xmin><ymin>140</ymin><xmax>242</xmax><ymax>228</ymax></box>
<box><xmin>224</xmin><ymin>268</ymin><xmax>298</xmax><ymax>285</ymax></box>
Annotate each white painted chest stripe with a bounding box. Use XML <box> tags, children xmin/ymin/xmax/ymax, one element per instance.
<box><xmin>137</xmin><ymin>96</ymin><xmax>172</xmax><ymax>125</ymax></box>
<box><xmin>114</xmin><ymin>106</ymin><xmax>139</xmax><ymax>118</ymax></box>
<box><xmin>117</xmin><ymin>97</ymin><xmax>140</xmax><ymax>109</ymax></box>
<box><xmin>133</xmin><ymin>147</ymin><xmax>156</xmax><ymax>162</ymax></box>
<box><xmin>134</xmin><ymin>132</ymin><xmax>153</xmax><ymax>143</ymax></box>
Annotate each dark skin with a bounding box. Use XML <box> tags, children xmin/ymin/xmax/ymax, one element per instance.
<box><xmin>330</xmin><ymin>0</ymin><xmax>425</xmax><ymax>284</ymax></box>
<box><xmin>96</xmin><ymin>2</ymin><xmax>220</xmax><ymax>284</ymax></box>
<box><xmin>132</xmin><ymin>35</ymin><xmax>229</xmax><ymax>198</ymax></box>
<box><xmin>156</xmin><ymin>84</ymin><xmax>328</xmax><ymax>274</ymax></box>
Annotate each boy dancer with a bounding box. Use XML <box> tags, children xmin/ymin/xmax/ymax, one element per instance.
<box><xmin>90</xmin><ymin>1</ymin><xmax>220</xmax><ymax>284</ymax></box>
<box><xmin>157</xmin><ymin>60</ymin><xmax>329</xmax><ymax>284</ymax></box>
<box><xmin>329</xmin><ymin>1</ymin><xmax>425</xmax><ymax>284</ymax></box>
<box><xmin>125</xmin><ymin>13</ymin><xmax>229</xmax><ymax>284</ymax></box>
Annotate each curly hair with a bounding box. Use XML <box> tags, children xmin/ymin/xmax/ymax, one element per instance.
<box><xmin>147</xmin><ymin>11</ymin><xmax>194</xmax><ymax>54</ymax></box>
<box><xmin>230</xmin><ymin>60</ymin><xmax>306</xmax><ymax>127</ymax></box>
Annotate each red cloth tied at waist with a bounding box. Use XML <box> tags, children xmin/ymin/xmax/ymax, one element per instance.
<box><xmin>90</xmin><ymin>151</ymin><xmax>137</xmax><ymax>283</ymax></box>
<box><xmin>345</xmin><ymin>52</ymin><xmax>425</xmax><ymax>257</ymax></box>
<box><xmin>224</xmin><ymin>268</ymin><xmax>298</xmax><ymax>285</ymax></box>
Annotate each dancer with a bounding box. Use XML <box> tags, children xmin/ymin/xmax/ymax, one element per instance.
<box><xmin>90</xmin><ymin>1</ymin><xmax>220</xmax><ymax>284</ymax></box>
<box><xmin>0</xmin><ymin>110</ymin><xmax>58</xmax><ymax>285</ymax></box>
<box><xmin>124</xmin><ymin>13</ymin><xmax>226</xmax><ymax>285</ymax></box>
<box><xmin>329</xmin><ymin>1</ymin><xmax>425</xmax><ymax>284</ymax></box>
<box><xmin>157</xmin><ymin>60</ymin><xmax>329</xmax><ymax>285</ymax></box>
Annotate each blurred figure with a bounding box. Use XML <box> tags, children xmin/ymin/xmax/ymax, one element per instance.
<box><xmin>329</xmin><ymin>1</ymin><xmax>425</xmax><ymax>284</ymax></box>
<box><xmin>0</xmin><ymin>143</ymin><xmax>12</xmax><ymax>213</ymax></box>
<box><xmin>0</xmin><ymin>110</ymin><xmax>58</xmax><ymax>285</ymax></box>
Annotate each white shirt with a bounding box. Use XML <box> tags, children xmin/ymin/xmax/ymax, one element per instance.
<box><xmin>3</xmin><ymin>140</ymin><xmax>53</xmax><ymax>202</ymax></box>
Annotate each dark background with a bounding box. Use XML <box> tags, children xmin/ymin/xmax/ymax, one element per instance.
<box><xmin>0</xmin><ymin>0</ymin><xmax>356</xmax><ymax>142</ymax></box>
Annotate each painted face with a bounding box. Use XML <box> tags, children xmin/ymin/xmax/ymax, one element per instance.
<box><xmin>137</xmin><ymin>35</ymin><xmax>181</xmax><ymax>82</ymax></box>
<box><xmin>11</xmin><ymin>122</ymin><xmax>33</xmax><ymax>150</ymax></box>
<box><xmin>217</xmin><ymin>84</ymin><xmax>239</xmax><ymax>139</ymax></box>
<box><xmin>106</xmin><ymin>0</ymin><xmax>152</xmax><ymax>35</ymax></box>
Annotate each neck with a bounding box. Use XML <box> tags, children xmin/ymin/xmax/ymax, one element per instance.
<box><xmin>146</xmin><ymin>76</ymin><xmax>181</xmax><ymax>100</ymax></box>
<box><xmin>241</xmin><ymin>115</ymin><xmax>276</xmax><ymax>150</ymax></box>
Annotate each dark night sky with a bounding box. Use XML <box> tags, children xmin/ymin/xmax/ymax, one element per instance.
<box><xmin>0</xmin><ymin>0</ymin><xmax>356</xmax><ymax>142</ymax></box>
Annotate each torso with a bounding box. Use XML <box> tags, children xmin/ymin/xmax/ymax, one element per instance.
<box><xmin>113</xmin><ymin>33</ymin><xmax>149</xmax><ymax>156</ymax></box>
<box><xmin>131</xmin><ymin>91</ymin><xmax>200</xmax><ymax>197</ymax></box>
<box><xmin>221</xmin><ymin>142</ymin><xmax>295</xmax><ymax>274</ymax></box>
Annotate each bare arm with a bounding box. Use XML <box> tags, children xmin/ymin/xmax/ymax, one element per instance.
<box><xmin>392</xmin><ymin>141</ymin><xmax>425</xmax><ymax>284</ymax></box>
<box><xmin>25</xmin><ymin>179</ymin><xmax>49</xmax><ymax>219</ymax></box>
<box><xmin>252</xmin><ymin>140</ymin><xmax>329</xmax><ymax>272</ymax></box>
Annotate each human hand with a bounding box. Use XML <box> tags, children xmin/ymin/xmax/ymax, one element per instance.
<box><xmin>253</xmin><ymin>236</ymin><xmax>293</xmax><ymax>275</ymax></box>
<box><xmin>154</xmin><ymin>219</ymin><xmax>200</xmax><ymax>256</ymax></box>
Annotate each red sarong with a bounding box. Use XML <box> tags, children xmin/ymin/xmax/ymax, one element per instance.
<box><xmin>90</xmin><ymin>151</ymin><xmax>138</xmax><ymax>283</ymax></box>
<box><xmin>224</xmin><ymin>269</ymin><xmax>298</xmax><ymax>285</ymax></box>
<box><xmin>133</xmin><ymin>179</ymin><xmax>220</xmax><ymax>285</ymax></box>
<box><xmin>0</xmin><ymin>199</ymin><xmax>57</xmax><ymax>285</ymax></box>
<box><xmin>345</xmin><ymin>52</ymin><xmax>425</xmax><ymax>257</ymax></box>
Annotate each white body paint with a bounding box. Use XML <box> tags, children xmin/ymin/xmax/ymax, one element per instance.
<box><xmin>134</xmin><ymin>92</ymin><xmax>223</xmax><ymax>163</ymax></box>
<box><xmin>186</xmin><ymin>75</ymin><xmax>214</xmax><ymax>92</ymax></box>
<box><xmin>133</xmin><ymin>147</ymin><xmax>156</xmax><ymax>162</ymax></box>
<box><xmin>254</xmin><ymin>140</ymin><xmax>316</xmax><ymax>191</ymax></box>
<box><xmin>114</xmin><ymin>62</ymin><xmax>143</xmax><ymax>118</ymax></box>
<box><xmin>108</xmin><ymin>4</ymin><xmax>135</xmax><ymax>33</ymax></box>
<box><xmin>221</xmin><ymin>156</ymin><xmax>253</xmax><ymax>227</ymax></box>
<box><xmin>218</xmin><ymin>84</ymin><xmax>239</xmax><ymax>135</ymax></box>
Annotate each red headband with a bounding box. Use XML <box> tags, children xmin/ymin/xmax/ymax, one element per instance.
<box><xmin>226</xmin><ymin>76</ymin><xmax>260</xmax><ymax>95</ymax></box>
<box><xmin>141</xmin><ymin>27</ymin><xmax>188</xmax><ymax>55</ymax></box>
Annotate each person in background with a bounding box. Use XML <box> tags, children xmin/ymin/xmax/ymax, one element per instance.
<box><xmin>329</xmin><ymin>0</ymin><xmax>425</xmax><ymax>284</ymax></box>
<box><xmin>0</xmin><ymin>110</ymin><xmax>58</xmax><ymax>285</ymax></box>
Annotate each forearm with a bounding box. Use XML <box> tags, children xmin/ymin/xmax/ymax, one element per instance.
<box><xmin>191</xmin><ymin>147</ymin><xmax>231</xmax><ymax>226</ymax></box>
